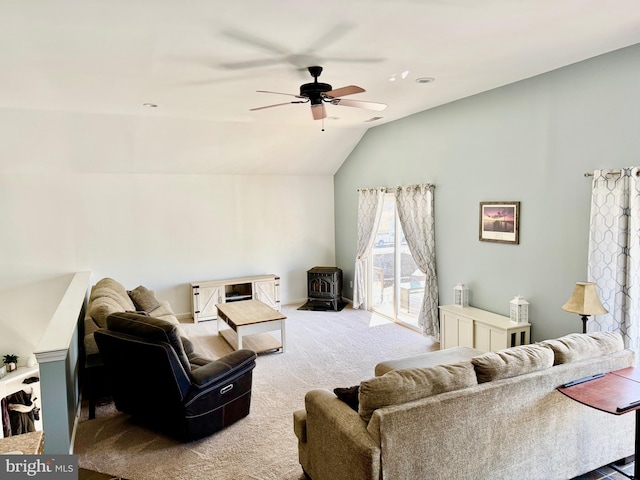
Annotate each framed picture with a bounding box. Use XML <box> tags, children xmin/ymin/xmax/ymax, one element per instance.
<box><xmin>479</xmin><ymin>201</ymin><xmax>520</xmax><ymax>244</ymax></box>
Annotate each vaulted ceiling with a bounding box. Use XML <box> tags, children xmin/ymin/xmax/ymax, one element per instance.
<box><xmin>2</xmin><ymin>0</ymin><xmax>640</xmax><ymax>175</ymax></box>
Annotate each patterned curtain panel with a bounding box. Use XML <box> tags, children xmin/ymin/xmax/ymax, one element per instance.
<box><xmin>353</xmin><ymin>187</ymin><xmax>386</xmax><ymax>309</ymax></box>
<box><xmin>588</xmin><ymin>168</ymin><xmax>640</xmax><ymax>357</ymax></box>
<box><xmin>395</xmin><ymin>184</ymin><xmax>439</xmax><ymax>339</ymax></box>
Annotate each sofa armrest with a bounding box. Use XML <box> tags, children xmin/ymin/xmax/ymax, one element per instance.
<box><xmin>303</xmin><ymin>389</ymin><xmax>380</xmax><ymax>480</ymax></box>
<box><xmin>149</xmin><ymin>300</ymin><xmax>175</xmax><ymax>317</ymax></box>
<box><xmin>189</xmin><ymin>349</ymin><xmax>257</xmax><ymax>388</ymax></box>
<box><xmin>188</xmin><ymin>353</ymin><xmax>215</xmax><ymax>367</ymax></box>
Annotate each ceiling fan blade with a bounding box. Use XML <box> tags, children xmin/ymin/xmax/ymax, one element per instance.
<box><xmin>220</xmin><ymin>58</ymin><xmax>284</xmax><ymax>70</ymax></box>
<box><xmin>257</xmin><ymin>90</ymin><xmax>303</xmax><ymax>98</ymax></box>
<box><xmin>303</xmin><ymin>23</ymin><xmax>352</xmax><ymax>54</ymax></box>
<box><xmin>222</xmin><ymin>29</ymin><xmax>290</xmax><ymax>56</ymax></box>
<box><xmin>331</xmin><ymin>98</ymin><xmax>387</xmax><ymax>111</ymax></box>
<box><xmin>311</xmin><ymin>104</ymin><xmax>326</xmax><ymax>120</ymax></box>
<box><xmin>250</xmin><ymin>101</ymin><xmax>305</xmax><ymax>111</ymax></box>
<box><xmin>324</xmin><ymin>85</ymin><xmax>365</xmax><ymax>98</ymax></box>
<box><xmin>321</xmin><ymin>56</ymin><xmax>385</xmax><ymax>65</ymax></box>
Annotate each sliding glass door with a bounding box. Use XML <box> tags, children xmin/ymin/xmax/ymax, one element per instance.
<box><xmin>370</xmin><ymin>194</ymin><xmax>423</xmax><ymax>330</ymax></box>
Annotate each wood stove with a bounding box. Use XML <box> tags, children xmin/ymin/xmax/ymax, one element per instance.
<box><xmin>303</xmin><ymin>266</ymin><xmax>344</xmax><ymax>311</ymax></box>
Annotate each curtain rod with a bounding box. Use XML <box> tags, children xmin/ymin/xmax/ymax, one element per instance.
<box><xmin>584</xmin><ymin>170</ymin><xmax>640</xmax><ymax>177</ymax></box>
<box><xmin>583</xmin><ymin>171</ymin><xmax>620</xmax><ymax>177</ymax></box>
<box><xmin>357</xmin><ymin>183</ymin><xmax>435</xmax><ymax>192</ymax></box>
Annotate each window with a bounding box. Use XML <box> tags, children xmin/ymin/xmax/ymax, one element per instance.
<box><xmin>369</xmin><ymin>193</ymin><xmax>424</xmax><ymax>330</ymax></box>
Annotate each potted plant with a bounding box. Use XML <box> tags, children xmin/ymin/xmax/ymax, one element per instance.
<box><xmin>3</xmin><ymin>354</ymin><xmax>18</xmax><ymax>372</ymax></box>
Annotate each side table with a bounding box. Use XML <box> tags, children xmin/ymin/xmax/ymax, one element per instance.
<box><xmin>558</xmin><ymin>367</ymin><xmax>640</xmax><ymax>479</ymax></box>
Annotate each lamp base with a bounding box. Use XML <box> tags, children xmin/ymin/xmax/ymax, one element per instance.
<box><xmin>580</xmin><ymin>315</ymin><xmax>589</xmax><ymax>334</ymax></box>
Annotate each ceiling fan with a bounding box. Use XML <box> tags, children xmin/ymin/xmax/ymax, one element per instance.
<box><xmin>250</xmin><ymin>66</ymin><xmax>387</xmax><ymax>121</ymax></box>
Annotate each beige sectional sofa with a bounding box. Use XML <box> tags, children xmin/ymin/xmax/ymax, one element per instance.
<box><xmin>293</xmin><ymin>332</ymin><xmax>635</xmax><ymax>480</ymax></box>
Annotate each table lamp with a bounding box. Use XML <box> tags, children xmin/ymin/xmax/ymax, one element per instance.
<box><xmin>561</xmin><ymin>282</ymin><xmax>608</xmax><ymax>333</ymax></box>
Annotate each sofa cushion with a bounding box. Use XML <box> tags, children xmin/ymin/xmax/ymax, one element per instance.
<box><xmin>472</xmin><ymin>344</ymin><xmax>554</xmax><ymax>383</ymax></box>
<box><xmin>375</xmin><ymin>346</ymin><xmax>482</xmax><ymax>376</ymax></box>
<box><xmin>128</xmin><ymin>285</ymin><xmax>161</xmax><ymax>312</ymax></box>
<box><xmin>88</xmin><ymin>297</ymin><xmax>130</xmax><ymax>329</ymax></box>
<box><xmin>358</xmin><ymin>361</ymin><xmax>477</xmax><ymax>422</ymax></box>
<box><xmin>90</xmin><ymin>278</ymin><xmax>134</xmax><ymax>303</ymax></box>
<box><xmin>541</xmin><ymin>331</ymin><xmax>624</xmax><ymax>365</ymax></box>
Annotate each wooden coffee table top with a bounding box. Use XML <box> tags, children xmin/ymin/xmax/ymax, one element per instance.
<box><xmin>216</xmin><ymin>299</ymin><xmax>286</xmax><ymax>328</ymax></box>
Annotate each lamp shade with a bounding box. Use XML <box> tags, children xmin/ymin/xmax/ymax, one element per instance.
<box><xmin>561</xmin><ymin>282</ymin><xmax>608</xmax><ymax>316</ymax></box>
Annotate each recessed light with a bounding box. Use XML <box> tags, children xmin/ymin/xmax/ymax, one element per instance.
<box><xmin>415</xmin><ymin>77</ymin><xmax>435</xmax><ymax>84</ymax></box>
<box><xmin>142</xmin><ymin>103</ymin><xmax>158</xmax><ymax>108</ymax></box>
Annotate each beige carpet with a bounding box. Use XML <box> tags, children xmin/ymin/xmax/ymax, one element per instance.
<box><xmin>74</xmin><ymin>304</ymin><xmax>437</xmax><ymax>480</ymax></box>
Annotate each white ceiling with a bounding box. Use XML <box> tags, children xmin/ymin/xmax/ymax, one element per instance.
<box><xmin>2</xmin><ymin>0</ymin><xmax>640</xmax><ymax>175</ymax></box>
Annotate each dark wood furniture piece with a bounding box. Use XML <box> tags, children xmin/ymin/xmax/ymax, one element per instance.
<box><xmin>558</xmin><ymin>367</ymin><xmax>640</xmax><ymax>479</ymax></box>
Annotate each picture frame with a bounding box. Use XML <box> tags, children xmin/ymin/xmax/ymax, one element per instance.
<box><xmin>479</xmin><ymin>201</ymin><xmax>520</xmax><ymax>244</ymax></box>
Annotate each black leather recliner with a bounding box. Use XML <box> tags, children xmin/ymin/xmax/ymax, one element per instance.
<box><xmin>94</xmin><ymin>311</ymin><xmax>257</xmax><ymax>441</ymax></box>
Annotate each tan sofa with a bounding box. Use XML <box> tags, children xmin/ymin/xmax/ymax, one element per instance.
<box><xmin>83</xmin><ymin>277</ymin><xmax>191</xmax><ymax>366</ymax></box>
<box><xmin>293</xmin><ymin>332</ymin><xmax>635</xmax><ymax>480</ymax></box>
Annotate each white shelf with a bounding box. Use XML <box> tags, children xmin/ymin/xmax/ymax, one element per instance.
<box><xmin>0</xmin><ymin>365</ymin><xmax>42</xmax><ymax>439</ymax></box>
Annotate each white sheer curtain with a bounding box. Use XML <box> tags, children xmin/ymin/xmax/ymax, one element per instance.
<box><xmin>353</xmin><ymin>187</ymin><xmax>386</xmax><ymax>310</ymax></box>
<box><xmin>588</xmin><ymin>167</ymin><xmax>640</xmax><ymax>358</ymax></box>
<box><xmin>395</xmin><ymin>184</ymin><xmax>439</xmax><ymax>339</ymax></box>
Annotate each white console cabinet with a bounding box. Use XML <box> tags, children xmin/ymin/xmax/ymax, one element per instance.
<box><xmin>439</xmin><ymin>305</ymin><xmax>530</xmax><ymax>353</ymax></box>
<box><xmin>190</xmin><ymin>274</ymin><xmax>280</xmax><ymax>323</ymax></box>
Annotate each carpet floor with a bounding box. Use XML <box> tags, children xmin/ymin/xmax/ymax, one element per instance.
<box><xmin>74</xmin><ymin>304</ymin><xmax>436</xmax><ymax>480</ymax></box>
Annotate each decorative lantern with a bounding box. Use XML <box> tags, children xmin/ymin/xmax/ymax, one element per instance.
<box><xmin>510</xmin><ymin>295</ymin><xmax>529</xmax><ymax>324</ymax></box>
<box><xmin>453</xmin><ymin>283</ymin><xmax>469</xmax><ymax>307</ymax></box>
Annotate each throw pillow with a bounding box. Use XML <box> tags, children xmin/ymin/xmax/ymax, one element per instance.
<box><xmin>471</xmin><ymin>344</ymin><xmax>554</xmax><ymax>383</ymax></box>
<box><xmin>334</xmin><ymin>386</ymin><xmax>359</xmax><ymax>411</ymax></box>
<box><xmin>127</xmin><ymin>286</ymin><xmax>161</xmax><ymax>312</ymax></box>
<box><xmin>358</xmin><ymin>361</ymin><xmax>477</xmax><ymax>422</ymax></box>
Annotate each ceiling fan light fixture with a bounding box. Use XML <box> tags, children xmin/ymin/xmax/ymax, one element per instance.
<box><xmin>250</xmin><ymin>66</ymin><xmax>387</xmax><ymax>121</ymax></box>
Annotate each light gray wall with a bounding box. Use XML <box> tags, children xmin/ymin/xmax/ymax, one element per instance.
<box><xmin>0</xmin><ymin>171</ymin><xmax>335</xmax><ymax>319</ymax></box>
<box><xmin>335</xmin><ymin>43</ymin><xmax>640</xmax><ymax>342</ymax></box>
<box><xmin>0</xmin><ymin>109</ymin><xmax>336</xmax><ymax>360</ymax></box>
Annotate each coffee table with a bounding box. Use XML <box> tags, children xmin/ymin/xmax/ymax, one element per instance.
<box><xmin>216</xmin><ymin>299</ymin><xmax>286</xmax><ymax>353</ymax></box>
